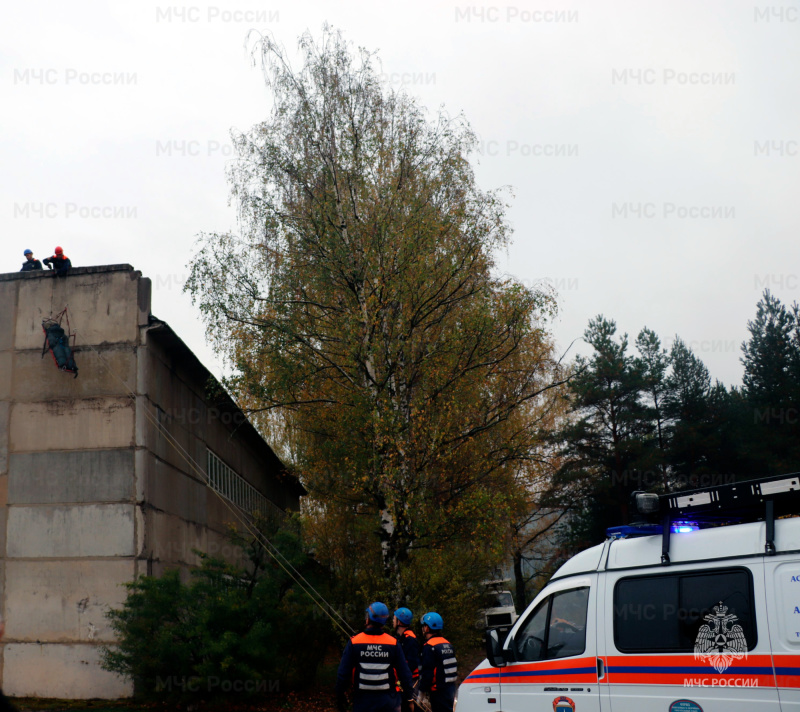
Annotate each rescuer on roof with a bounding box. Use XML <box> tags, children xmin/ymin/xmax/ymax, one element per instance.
<box><xmin>336</xmin><ymin>602</ymin><xmax>415</xmax><ymax>712</ymax></box>
<box><xmin>43</xmin><ymin>246</ymin><xmax>71</xmax><ymax>276</ymax></box>
<box><xmin>20</xmin><ymin>249</ymin><xmax>42</xmax><ymax>272</ymax></box>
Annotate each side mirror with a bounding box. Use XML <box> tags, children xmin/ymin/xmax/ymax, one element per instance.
<box><xmin>484</xmin><ymin>628</ymin><xmax>507</xmax><ymax>668</ymax></box>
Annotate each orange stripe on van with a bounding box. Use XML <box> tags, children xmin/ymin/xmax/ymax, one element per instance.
<box><xmin>603</xmin><ymin>653</ymin><xmax>776</xmax><ymax>687</ymax></box>
<box><xmin>773</xmin><ymin>654</ymin><xmax>800</xmax><ymax>689</ymax></box>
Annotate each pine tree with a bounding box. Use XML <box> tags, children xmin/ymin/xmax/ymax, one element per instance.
<box><xmin>740</xmin><ymin>290</ymin><xmax>800</xmax><ymax>472</ymax></box>
<box><xmin>634</xmin><ymin>327</ymin><xmax>670</xmax><ymax>488</ymax></box>
<box><xmin>554</xmin><ymin>317</ymin><xmax>654</xmax><ymax>547</ymax></box>
<box><xmin>663</xmin><ymin>338</ymin><xmax>714</xmax><ymax>480</ymax></box>
<box><xmin>742</xmin><ymin>290</ymin><xmax>796</xmax><ymax>401</ymax></box>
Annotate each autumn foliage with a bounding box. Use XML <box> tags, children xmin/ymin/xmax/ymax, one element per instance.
<box><xmin>186</xmin><ymin>27</ymin><xmax>564</xmax><ymax>638</ymax></box>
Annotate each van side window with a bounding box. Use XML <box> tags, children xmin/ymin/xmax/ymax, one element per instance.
<box><xmin>614</xmin><ymin>568</ymin><xmax>756</xmax><ymax>653</ymax></box>
<box><xmin>513</xmin><ymin>587</ymin><xmax>588</xmax><ymax>662</ymax></box>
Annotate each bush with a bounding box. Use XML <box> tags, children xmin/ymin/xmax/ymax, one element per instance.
<box><xmin>102</xmin><ymin>521</ymin><xmax>334</xmax><ymax>701</ymax></box>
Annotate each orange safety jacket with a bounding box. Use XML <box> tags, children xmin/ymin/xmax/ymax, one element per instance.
<box><xmin>396</xmin><ymin>628</ymin><xmax>420</xmax><ymax>690</ymax></box>
<box><xmin>420</xmin><ymin>636</ymin><xmax>458</xmax><ymax>693</ymax></box>
<box><xmin>336</xmin><ymin>627</ymin><xmax>414</xmax><ymax>700</ymax></box>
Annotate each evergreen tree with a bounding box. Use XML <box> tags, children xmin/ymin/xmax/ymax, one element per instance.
<box><xmin>663</xmin><ymin>338</ymin><xmax>714</xmax><ymax>480</ymax></box>
<box><xmin>554</xmin><ymin>317</ymin><xmax>653</xmax><ymax>547</ymax></box>
<box><xmin>634</xmin><ymin>327</ymin><xmax>670</xmax><ymax>488</ymax></box>
<box><xmin>740</xmin><ymin>290</ymin><xmax>800</xmax><ymax>472</ymax></box>
<box><xmin>742</xmin><ymin>290</ymin><xmax>797</xmax><ymax>400</ymax></box>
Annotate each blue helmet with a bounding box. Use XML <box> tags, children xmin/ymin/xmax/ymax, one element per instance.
<box><xmin>394</xmin><ymin>607</ymin><xmax>413</xmax><ymax>626</ymax></box>
<box><xmin>366</xmin><ymin>602</ymin><xmax>390</xmax><ymax>625</ymax></box>
<box><xmin>422</xmin><ymin>612</ymin><xmax>443</xmax><ymax>630</ymax></box>
<box><xmin>23</xmin><ymin>249</ymin><xmax>32</xmax><ymax>256</ymax></box>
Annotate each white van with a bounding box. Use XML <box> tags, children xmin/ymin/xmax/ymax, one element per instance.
<box><xmin>457</xmin><ymin>474</ymin><xmax>800</xmax><ymax>712</ymax></box>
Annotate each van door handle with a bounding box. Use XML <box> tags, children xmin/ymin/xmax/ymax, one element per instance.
<box><xmin>596</xmin><ymin>658</ymin><xmax>605</xmax><ymax>680</ymax></box>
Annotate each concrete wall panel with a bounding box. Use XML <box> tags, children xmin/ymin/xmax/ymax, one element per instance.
<box><xmin>0</xmin><ymin>353</ymin><xmax>11</xmax><ymax>400</ymax></box>
<box><xmin>7</xmin><ymin>504</ymin><xmax>135</xmax><ymax>557</ymax></box>
<box><xmin>134</xmin><ymin>449</ymin><xmax>145</xmax><ymax>502</ymax></box>
<box><xmin>140</xmin><ymin>509</ymin><xmax>246</xmax><ymax>566</ymax></box>
<box><xmin>3</xmin><ymin>643</ymin><xmax>132</xmax><ymax>699</ymax></box>
<box><xmin>5</xmin><ymin>559</ymin><xmax>134</xmax><ymax>643</ymax></box>
<box><xmin>0</xmin><ymin>402</ymin><xmax>8</xmax><ymax>475</ymax></box>
<box><xmin>138</xmin><ymin>404</ymin><xmax>198</xmax><ymax>476</ymax></box>
<box><xmin>0</xmin><ymin>508</ymin><xmax>7</xmax><ymax>558</ymax></box>
<box><xmin>12</xmin><ymin>348</ymin><xmax>135</xmax><ymax>401</ymax></box>
<box><xmin>141</xmin><ymin>509</ymin><xmax>207</xmax><ymax>567</ymax></box>
<box><xmin>9</xmin><ymin>398</ymin><xmax>134</xmax><ymax>452</ymax></box>
<box><xmin>9</xmin><ymin>450</ymin><xmax>134</xmax><ymax>504</ymax></box>
<box><xmin>15</xmin><ymin>272</ymin><xmax>139</xmax><ymax>350</ymax></box>
<box><xmin>144</xmin><ymin>454</ymin><xmax>207</xmax><ymax>524</ymax></box>
<box><xmin>0</xmin><ymin>473</ymin><xmax>6</xmax><ymax>556</ymax></box>
<box><xmin>13</xmin><ymin>277</ymin><xmax>62</xmax><ymax>351</ymax></box>
<box><xmin>0</xmin><ymin>281</ymin><xmax>18</xmax><ymax>352</ymax></box>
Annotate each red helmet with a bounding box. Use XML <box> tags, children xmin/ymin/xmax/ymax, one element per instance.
<box><xmin>54</xmin><ymin>246</ymin><xmax>63</xmax><ymax>255</ymax></box>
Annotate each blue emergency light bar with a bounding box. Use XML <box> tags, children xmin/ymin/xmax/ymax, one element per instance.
<box><xmin>671</xmin><ymin>521</ymin><xmax>700</xmax><ymax>533</ymax></box>
<box><xmin>606</xmin><ymin>524</ymin><xmax>662</xmax><ymax>539</ymax></box>
<box><xmin>611</xmin><ymin>474</ymin><xmax>800</xmax><ymax>558</ymax></box>
<box><xmin>657</xmin><ymin>473</ymin><xmax>797</xmax><ymax>563</ymax></box>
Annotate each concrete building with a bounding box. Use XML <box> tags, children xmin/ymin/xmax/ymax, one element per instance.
<box><xmin>0</xmin><ymin>264</ymin><xmax>303</xmax><ymax>698</ymax></box>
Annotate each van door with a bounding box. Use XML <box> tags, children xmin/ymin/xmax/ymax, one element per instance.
<box><xmin>764</xmin><ymin>559</ymin><xmax>800</xmax><ymax>710</ymax></box>
<box><xmin>500</xmin><ymin>576</ymin><xmax>602</xmax><ymax>712</ymax></box>
<box><xmin>602</xmin><ymin>562</ymin><xmax>780</xmax><ymax>711</ymax></box>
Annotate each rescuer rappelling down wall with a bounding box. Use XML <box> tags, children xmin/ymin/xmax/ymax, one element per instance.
<box><xmin>41</xmin><ymin>307</ymin><xmax>78</xmax><ymax>377</ymax></box>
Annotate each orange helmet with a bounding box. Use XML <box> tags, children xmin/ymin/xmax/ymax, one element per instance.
<box><xmin>54</xmin><ymin>246</ymin><xmax>63</xmax><ymax>255</ymax></box>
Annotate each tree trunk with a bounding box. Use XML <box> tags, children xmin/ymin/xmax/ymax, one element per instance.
<box><xmin>513</xmin><ymin>550</ymin><xmax>527</xmax><ymax>610</ymax></box>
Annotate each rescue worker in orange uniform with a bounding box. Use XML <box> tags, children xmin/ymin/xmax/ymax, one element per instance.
<box><xmin>20</xmin><ymin>249</ymin><xmax>42</xmax><ymax>272</ymax></box>
<box><xmin>43</xmin><ymin>246</ymin><xmax>71</xmax><ymax>276</ymax></box>
<box><xmin>393</xmin><ymin>608</ymin><xmax>419</xmax><ymax>712</ymax></box>
<box><xmin>419</xmin><ymin>613</ymin><xmax>458</xmax><ymax>712</ymax></box>
<box><xmin>336</xmin><ymin>602</ymin><xmax>415</xmax><ymax>712</ymax></box>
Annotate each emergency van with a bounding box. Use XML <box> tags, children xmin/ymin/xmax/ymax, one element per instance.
<box><xmin>458</xmin><ymin>473</ymin><xmax>800</xmax><ymax>711</ymax></box>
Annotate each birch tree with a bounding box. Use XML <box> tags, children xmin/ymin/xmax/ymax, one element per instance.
<box><xmin>186</xmin><ymin>27</ymin><xmax>562</xmax><ymax>606</ymax></box>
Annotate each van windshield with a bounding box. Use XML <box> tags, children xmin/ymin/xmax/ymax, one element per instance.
<box><xmin>483</xmin><ymin>592</ymin><xmax>514</xmax><ymax>609</ymax></box>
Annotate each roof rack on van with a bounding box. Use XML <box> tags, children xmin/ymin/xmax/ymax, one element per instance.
<box><xmin>626</xmin><ymin>472</ymin><xmax>800</xmax><ymax>564</ymax></box>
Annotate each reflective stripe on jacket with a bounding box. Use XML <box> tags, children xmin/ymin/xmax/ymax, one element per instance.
<box><xmin>336</xmin><ymin>626</ymin><xmax>414</xmax><ymax>699</ymax></box>
<box><xmin>420</xmin><ymin>636</ymin><xmax>458</xmax><ymax>692</ymax></box>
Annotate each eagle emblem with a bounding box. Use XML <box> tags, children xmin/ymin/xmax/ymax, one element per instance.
<box><xmin>694</xmin><ymin>602</ymin><xmax>748</xmax><ymax>673</ymax></box>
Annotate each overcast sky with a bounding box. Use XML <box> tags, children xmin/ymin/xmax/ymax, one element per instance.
<box><xmin>2</xmin><ymin>0</ymin><xmax>798</xmax><ymax>386</ymax></box>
